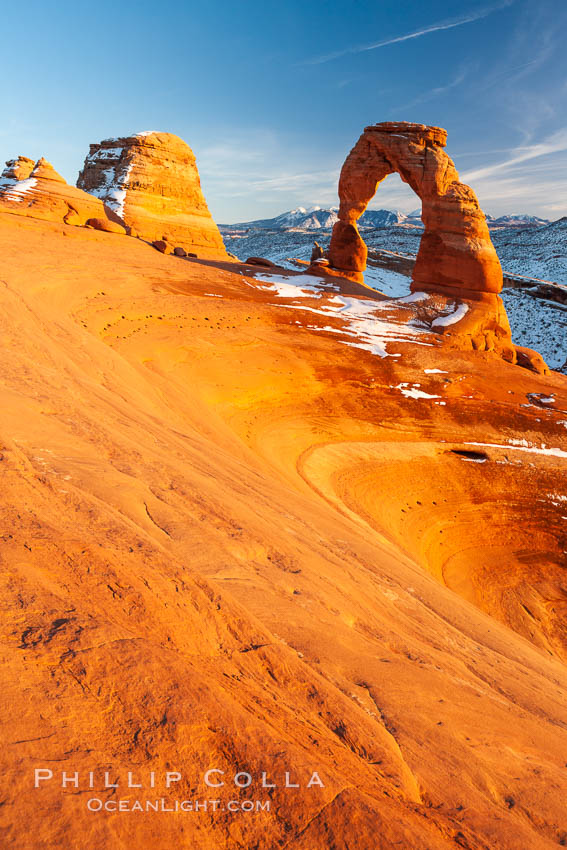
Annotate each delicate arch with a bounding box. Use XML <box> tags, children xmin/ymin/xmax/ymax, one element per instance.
<box><xmin>327</xmin><ymin>122</ymin><xmax>503</xmax><ymax>300</ymax></box>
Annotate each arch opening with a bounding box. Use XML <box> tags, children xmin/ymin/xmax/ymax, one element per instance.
<box><xmin>363</xmin><ymin>170</ymin><xmax>421</xmax><ymax>220</ymax></box>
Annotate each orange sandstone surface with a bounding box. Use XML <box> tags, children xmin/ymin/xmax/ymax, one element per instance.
<box><xmin>0</xmin><ymin>211</ymin><xmax>566</xmax><ymax>849</ymax></box>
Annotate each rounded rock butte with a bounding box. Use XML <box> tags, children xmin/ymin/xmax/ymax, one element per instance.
<box><xmin>77</xmin><ymin>132</ymin><xmax>228</xmax><ymax>260</ymax></box>
<box><xmin>326</xmin><ymin>121</ymin><xmax>548</xmax><ymax>372</ymax></box>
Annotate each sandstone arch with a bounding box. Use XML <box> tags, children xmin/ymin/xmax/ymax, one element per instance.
<box><xmin>328</xmin><ymin>121</ymin><xmax>502</xmax><ymax>299</ymax></box>
<box><xmin>326</xmin><ymin>122</ymin><xmax>548</xmax><ymax>373</ymax></box>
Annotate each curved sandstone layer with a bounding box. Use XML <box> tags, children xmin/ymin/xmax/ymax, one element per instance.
<box><xmin>0</xmin><ymin>157</ymin><xmax>126</xmax><ymax>231</ymax></box>
<box><xmin>326</xmin><ymin>122</ymin><xmax>546</xmax><ymax>372</ymax></box>
<box><xmin>0</xmin><ymin>213</ymin><xmax>566</xmax><ymax>849</ymax></box>
<box><xmin>77</xmin><ymin>132</ymin><xmax>227</xmax><ymax>258</ymax></box>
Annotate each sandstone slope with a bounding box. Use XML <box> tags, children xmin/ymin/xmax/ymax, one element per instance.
<box><xmin>0</xmin><ymin>212</ymin><xmax>566</xmax><ymax>849</ymax></box>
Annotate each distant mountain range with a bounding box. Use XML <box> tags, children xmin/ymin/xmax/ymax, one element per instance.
<box><xmin>486</xmin><ymin>213</ymin><xmax>551</xmax><ymax>230</ymax></box>
<box><xmin>220</xmin><ymin>206</ymin><xmax>551</xmax><ymax>234</ymax></box>
<box><xmin>220</xmin><ymin>206</ymin><xmax>418</xmax><ymax>232</ymax></box>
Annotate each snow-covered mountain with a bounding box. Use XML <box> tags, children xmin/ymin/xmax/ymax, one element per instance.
<box><xmin>220</xmin><ymin>206</ymin><xmax>338</xmax><ymax>232</ymax></box>
<box><xmin>359</xmin><ymin>209</ymin><xmax>409</xmax><ymax>227</ymax></box>
<box><xmin>487</xmin><ymin>213</ymin><xmax>551</xmax><ymax>229</ymax></box>
<box><xmin>220</xmin><ymin>206</ymin><xmax>411</xmax><ymax>233</ymax></box>
<box><xmin>271</xmin><ymin>207</ymin><xmax>339</xmax><ymax>230</ymax></box>
<box><xmin>221</xmin><ymin>207</ymin><xmax>551</xmax><ymax>236</ymax></box>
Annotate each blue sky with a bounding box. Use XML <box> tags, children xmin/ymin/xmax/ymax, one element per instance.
<box><xmin>1</xmin><ymin>0</ymin><xmax>565</xmax><ymax>221</ymax></box>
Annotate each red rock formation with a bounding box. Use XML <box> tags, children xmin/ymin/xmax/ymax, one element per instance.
<box><xmin>0</xmin><ymin>157</ymin><xmax>126</xmax><ymax>232</ymax></box>
<box><xmin>77</xmin><ymin>132</ymin><xmax>227</xmax><ymax>259</ymax></box>
<box><xmin>326</xmin><ymin>122</ymin><xmax>547</xmax><ymax>372</ymax></box>
<box><xmin>328</xmin><ymin>122</ymin><xmax>500</xmax><ymax>292</ymax></box>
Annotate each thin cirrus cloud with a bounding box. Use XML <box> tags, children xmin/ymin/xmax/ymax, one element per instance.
<box><xmin>397</xmin><ymin>69</ymin><xmax>468</xmax><ymax>110</ymax></box>
<box><xmin>460</xmin><ymin>129</ymin><xmax>567</xmax><ymax>216</ymax></box>
<box><xmin>302</xmin><ymin>0</ymin><xmax>516</xmax><ymax>66</ymax></box>
<box><xmin>199</xmin><ymin>146</ymin><xmax>337</xmax><ymax>198</ymax></box>
<box><xmin>462</xmin><ymin>127</ymin><xmax>567</xmax><ymax>182</ymax></box>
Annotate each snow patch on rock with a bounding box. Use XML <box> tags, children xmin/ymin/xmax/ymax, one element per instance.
<box><xmin>432</xmin><ymin>303</ymin><xmax>469</xmax><ymax>328</ymax></box>
<box><xmin>3</xmin><ymin>177</ymin><xmax>37</xmax><ymax>200</ymax></box>
<box><xmin>466</xmin><ymin>440</ymin><xmax>567</xmax><ymax>459</ymax></box>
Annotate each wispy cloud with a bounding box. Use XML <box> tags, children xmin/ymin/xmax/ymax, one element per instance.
<box><xmin>469</xmin><ymin>170</ymin><xmax>567</xmax><ymax>218</ymax></box>
<box><xmin>301</xmin><ymin>1</ymin><xmax>515</xmax><ymax>66</ymax></box>
<box><xmin>196</xmin><ymin>132</ymin><xmax>343</xmax><ymax>220</ymax></box>
<box><xmin>459</xmin><ymin>128</ymin><xmax>567</xmax><ymax>218</ymax></box>
<box><xmin>479</xmin><ymin>59</ymin><xmax>540</xmax><ymax>91</ymax></box>
<box><xmin>476</xmin><ymin>2</ymin><xmax>565</xmax><ymax>143</ymax></box>
<box><xmin>462</xmin><ymin>127</ymin><xmax>567</xmax><ymax>182</ymax></box>
<box><xmin>397</xmin><ymin>69</ymin><xmax>468</xmax><ymax>111</ymax></box>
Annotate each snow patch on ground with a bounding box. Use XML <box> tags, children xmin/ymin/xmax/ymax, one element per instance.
<box><xmin>466</xmin><ymin>440</ymin><xmax>567</xmax><ymax>459</ymax></box>
<box><xmin>502</xmin><ymin>289</ymin><xmax>567</xmax><ymax>371</ymax></box>
<box><xmin>254</xmin><ymin>272</ymin><xmax>432</xmax><ymax>358</ymax></box>
<box><xmin>397</xmin><ymin>291</ymin><xmax>429</xmax><ymax>304</ymax></box>
<box><xmin>363</xmin><ymin>266</ymin><xmax>411</xmax><ymax>298</ymax></box>
<box><xmin>254</xmin><ymin>273</ymin><xmax>338</xmax><ymax>300</ymax></box>
<box><xmin>492</xmin><ymin>221</ymin><xmax>567</xmax><ymax>286</ymax></box>
<box><xmin>395</xmin><ymin>383</ymin><xmax>441</xmax><ymax>400</ymax></box>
